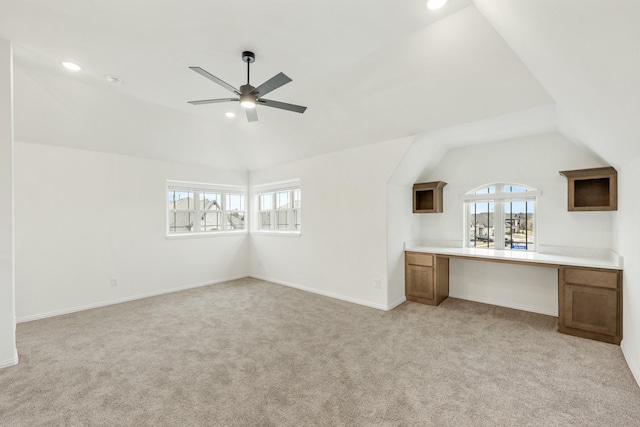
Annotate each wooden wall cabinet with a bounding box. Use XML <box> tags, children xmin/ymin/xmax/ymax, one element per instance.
<box><xmin>405</xmin><ymin>252</ymin><xmax>449</xmax><ymax>306</ymax></box>
<box><xmin>413</xmin><ymin>181</ymin><xmax>447</xmax><ymax>213</ymax></box>
<box><xmin>559</xmin><ymin>167</ymin><xmax>617</xmax><ymax>211</ymax></box>
<box><xmin>559</xmin><ymin>267</ymin><xmax>622</xmax><ymax>344</ymax></box>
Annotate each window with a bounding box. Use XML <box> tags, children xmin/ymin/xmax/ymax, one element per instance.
<box><xmin>167</xmin><ymin>181</ymin><xmax>246</xmax><ymax>235</ymax></box>
<box><xmin>464</xmin><ymin>183</ymin><xmax>538</xmax><ymax>251</ymax></box>
<box><xmin>253</xmin><ymin>180</ymin><xmax>301</xmax><ymax>233</ymax></box>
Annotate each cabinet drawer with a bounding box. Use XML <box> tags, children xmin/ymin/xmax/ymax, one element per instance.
<box><xmin>564</xmin><ymin>268</ymin><xmax>618</xmax><ymax>289</ymax></box>
<box><xmin>406</xmin><ymin>252</ymin><xmax>433</xmax><ymax>267</ymax></box>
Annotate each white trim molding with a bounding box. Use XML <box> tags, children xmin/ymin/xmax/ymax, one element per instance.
<box><xmin>16</xmin><ymin>275</ymin><xmax>247</xmax><ymax>323</ymax></box>
<box><xmin>250</xmin><ymin>230</ymin><xmax>301</xmax><ymax>237</ymax></box>
<box><xmin>0</xmin><ymin>348</ymin><xmax>18</xmax><ymax>369</ymax></box>
<box><xmin>387</xmin><ymin>296</ymin><xmax>407</xmax><ymax>311</ymax></box>
<box><xmin>165</xmin><ymin>230</ymin><xmax>248</xmax><ymax>239</ymax></box>
<box><xmin>621</xmin><ymin>341</ymin><xmax>640</xmax><ymax>389</ymax></box>
<box><xmin>448</xmin><ymin>293</ymin><xmax>558</xmax><ymax>317</ymax></box>
<box><xmin>250</xmin><ymin>275</ymin><xmax>400</xmax><ymax>311</ymax></box>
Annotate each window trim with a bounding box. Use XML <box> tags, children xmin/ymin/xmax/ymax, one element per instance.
<box><xmin>251</xmin><ymin>179</ymin><xmax>301</xmax><ymax>235</ymax></box>
<box><xmin>463</xmin><ymin>182</ymin><xmax>539</xmax><ymax>251</ymax></box>
<box><xmin>166</xmin><ymin>180</ymin><xmax>247</xmax><ymax>238</ymax></box>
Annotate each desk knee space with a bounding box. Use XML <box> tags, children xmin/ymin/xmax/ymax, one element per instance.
<box><xmin>405</xmin><ymin>251</ymin><xmax>622</xmax><ymax>345</ymax></box>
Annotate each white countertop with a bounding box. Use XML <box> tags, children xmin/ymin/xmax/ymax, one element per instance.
<box><xmin>405</xmin><ymin>245</ymin><xmax>622</xmax><ymax>270</ymax></box>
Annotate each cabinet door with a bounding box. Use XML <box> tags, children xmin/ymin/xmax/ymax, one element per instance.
<box><xmin>559</xmin><ymin>266</ymin><xmax>621</xmax><ymax>344</ymax></box>
<box><xmin>562</xmin><ymin>284</ymin><xmax>618</xmax><ymax>337</ymax></box>
<box><xmin>406</xmin><ymin>264</ymin><xmax>435</xmax><ymax>302</ymax></box>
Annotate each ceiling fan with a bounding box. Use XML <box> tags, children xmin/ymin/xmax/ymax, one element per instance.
<box><xmin>188</xmin><ymin>51</ymin><xmax>307</xmax><ymax>122</ymax></box>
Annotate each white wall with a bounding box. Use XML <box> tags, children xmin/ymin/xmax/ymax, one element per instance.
<box><xmin>249</xmin><ymin>137</ymin><xmax>413</xmax><ymax>310</ymax></box>
<box><xmin>0</xmin><ymin>38</ymin><xmax>17</xmax><ymax>368</ymax></box>
<box><xmin>14</xmin><ymin>142</ymin><xmax>249</xmax><ymax>320</ymax></box>
<box><xmin>386</xmin><ymin>183</ymin><xmax>420</xmax><ymax>306</ymax></box>
<box><xmin>386</xmin><ymin>134</ymin><xmax>449</xmax><ymax>306</ymax></box>
<box><xmin>419</xmin><ymin>132</ymin><xmax>613</xmax><ymax>315</ymax></box>
<box><xmin>615</xmin><ymin>161</ymin><xmax>640</xmax><ymax>385</ymax></box>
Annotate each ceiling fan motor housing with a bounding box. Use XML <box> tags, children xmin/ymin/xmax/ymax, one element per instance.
<box><xmin>239</xmin><ymin>84</ymin><xmax>255</xmax><ymax>95</ymax></box>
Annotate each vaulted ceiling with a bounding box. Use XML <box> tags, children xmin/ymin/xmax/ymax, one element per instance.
<box><xmin>1</xmin><ymin>0</ymin><xmax>638</xmax><ymax>171</ymax></box>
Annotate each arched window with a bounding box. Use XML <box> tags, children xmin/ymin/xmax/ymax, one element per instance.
<box><xmin>464</xmin><ymin>183</ymin><xmax>539</xmax><ymax>251</ymax></box>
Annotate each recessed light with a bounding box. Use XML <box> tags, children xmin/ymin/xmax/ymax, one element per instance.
<box><xmin>62</xmin><ymin>62</ymin><xmax>81</xmax><ymax>72</ymax></box>
<box><xmin>426</xmin><ymin>0</ymin><xmax>448</xmax><ymax>10</ymax></box>
<box><xmin>225</xmin><ymin>112</ymin><xmax>236</xmax><ymax>118</ymax></box>
<box><xmin>105</xmin><ymin>75</ymin><xmax>121</xmax><ymax>84</ymax></box>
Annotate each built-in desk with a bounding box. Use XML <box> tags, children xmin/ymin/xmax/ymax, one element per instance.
<box><xmin>405</xmin><ymin>246</ymin><xmax>623</xmax><ymax>345</ymax></box>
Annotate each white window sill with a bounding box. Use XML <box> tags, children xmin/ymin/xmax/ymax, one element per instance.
<box><xmin>250</xmin><ymin>230</ymin><xmax>302</xmax><ymax>237</ymax></box>
<box><xmin>165</xmin><ymin>231</ymin><xmax>248</xmax><ymax>240</ymax></box>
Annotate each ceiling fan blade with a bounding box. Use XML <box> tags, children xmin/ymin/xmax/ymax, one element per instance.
<box><xmin>189</xmin><ymin>67</ymin><xmax>240</xmax><ymax>95</ymax></box>
<box><xmin>252</xmin><ymin>72</ymin><xmax>292</xmax><ymax>97</ymax></box>
<box><xmin>188</xmin><ymin>98</ymin><xmax>238</xmax><ymax>105</ymax></box>
<box><xmin>246</xmin><ymin>108</ymin><xmax>258</xmax><ymax>122</ymax></box>
<box><xmin>258</xmin><ymin>98</ymin><xmax>307</xmax><ymax>114</ymax></box>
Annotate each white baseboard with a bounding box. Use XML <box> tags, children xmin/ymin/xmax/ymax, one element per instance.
<box><xmin>448</xmin><ymin>293</ymin><xmax>558</xmax><ymax>317</ymax></box>
<box><xmin>387</xmin><ymin>296</ymin><xmax>407</xmax><ymax>310</ymax></box>
<box><xmin>250</xmin><ymin>275</ymin><xmax>400</xmax><ymax>311</ymax></box>
<box><xmin>0</xmin><ymin>349</ymin><xmax>18</xmax><ymax>369</ymax></box>
<box><xmin>16</xmin><ymin>274</ymin><xmax>248</xmax><ymax>323</ymax></box>
<box><xmin>621</xmin><ymin>341</ymin><xmax>640</xmax><ymax>389</ymax></box>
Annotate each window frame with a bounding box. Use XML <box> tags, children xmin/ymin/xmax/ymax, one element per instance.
<box><xmin>463</xmin><ymin>183</ymin><xmax>539</xmax><ymax>251</ymax></box>
<box><xmin>166</xmin><ymin>180</ymin><xmax>247</xmax><ymax>238</ymax></box>
<box><xmin>251</xmin><ymin>179</ymin><xmax>301</xmax><ymax>236</ymax></box>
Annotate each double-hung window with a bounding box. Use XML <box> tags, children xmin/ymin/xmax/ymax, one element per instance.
<box><xmin>167</xmin><ymin>181</ymin><xmax>246</xmax><ymax>236</ymax></box>
<box><xmin>464</xmin><ymin>183</ymin><xmax>539</xmax><ymax>251</ymax></box>
<box><xmin>253</xmin><ymin>180</ymin><xmax>301</xmax><ymax>233</ymax></box>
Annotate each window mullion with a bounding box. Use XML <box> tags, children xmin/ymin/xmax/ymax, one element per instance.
<box><xmin>472</xmin><ymin>203</ymin><xmax>477</xmax><ymax>248</ymax></box>
<box><xmin>525</xmin><ymin>200</ymin><xmax>529</xmax><ymax>250</ymax></box>
<box><xmin>194</xmin><ymin>191</ymin><xmax>201</xmax><ymax>233</ymax></box>
<box><xmin>495</xmin><ymin>201</ymin><xmax>505</xmax><ymax>249</ymax></box>
<box><xmin>222</xmin><ymin>194</ymin><xmax>227</xmax><ymax>231</ymax></box>
<box><xmin>288</xmin><ymin>208</ymin><xmax>293</xmax><ymax>230</ymax></box>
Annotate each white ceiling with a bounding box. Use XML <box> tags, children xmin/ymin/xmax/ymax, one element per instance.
<box><xmin>1</xmin><ymin>0</ymin><xmax>637</xmax><ymax>171</ymax></box>
<box><xmin>474</xmin><ymin>0</ymin><xmax>640</xmax><ymax>170</ymax></box>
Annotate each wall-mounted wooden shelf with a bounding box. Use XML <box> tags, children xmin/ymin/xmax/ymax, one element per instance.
<box><xmin>559</xmin><ymin>167</ymin><xmax>617</xmax><ymax>211</ymax></box>
<box><xmin>413</xmin><ymin>181</ymin><xmax>447</xmax><ymax>213</ymax></box>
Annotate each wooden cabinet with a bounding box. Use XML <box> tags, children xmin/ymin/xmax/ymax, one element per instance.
<box><xmin>404</xmin><ymin>249</ymin><xmax>622</xmax><ymax>345</ymax></box>
<box><xmin>559</xmin><ymin>167</ymin><xmax>617</xmax><ymax>211</ymax></box>
<box><xmin>559</xmin><ymin>267</ymin><xmax>622</xmax><ymax>344</ymax></box>
<box><xmin>405</xmin><ymin>252</ymin><xmax>449</xmax><ymax>306</ymax></box>
<box><xmin>413</xmin><ymin>181</ymin><xmax>447</xmax><ymax>213</ymax></box>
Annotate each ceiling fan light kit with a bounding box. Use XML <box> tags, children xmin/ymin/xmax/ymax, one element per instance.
<box><xmin>188</xmin><ymin>51</ymin><xmax>307</xmax><ymax>122</ymax></box>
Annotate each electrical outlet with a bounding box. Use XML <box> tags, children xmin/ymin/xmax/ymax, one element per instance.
<box><xmin>111</xmin><ymin>276</ymin><xmax>120</xmax><ymax>286</ymax></box>
<box><xmin>375</xmin><ymin>280</ymin><xmax>381</xmax><ymax>289</ymax></box>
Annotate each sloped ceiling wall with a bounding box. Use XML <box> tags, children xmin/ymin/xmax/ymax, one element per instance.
<box><xmin>4</xmin><ymin>2</ymin><xmax>555</xmax><ymax>171</ymax></box>
<box><xmin>474</xmin><ymin>0</ymin><xmax>640</xmax><ymax>168</ymax></box>
<box><xmin>5</xmin><ymin>1</ymin><xmax>639</xmax><ymax>170</ymax></box>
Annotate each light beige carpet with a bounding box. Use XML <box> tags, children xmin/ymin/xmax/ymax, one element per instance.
<box><xmin>1</xmin><ymin>277</ymin><xmax>639</xmax><ymax>426</ymax></box>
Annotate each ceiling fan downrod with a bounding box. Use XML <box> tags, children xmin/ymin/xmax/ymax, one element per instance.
<box><xmin>242</xmin><ymin>51</ymin><xmax>255</xmax><ymax>85</ymax></box>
